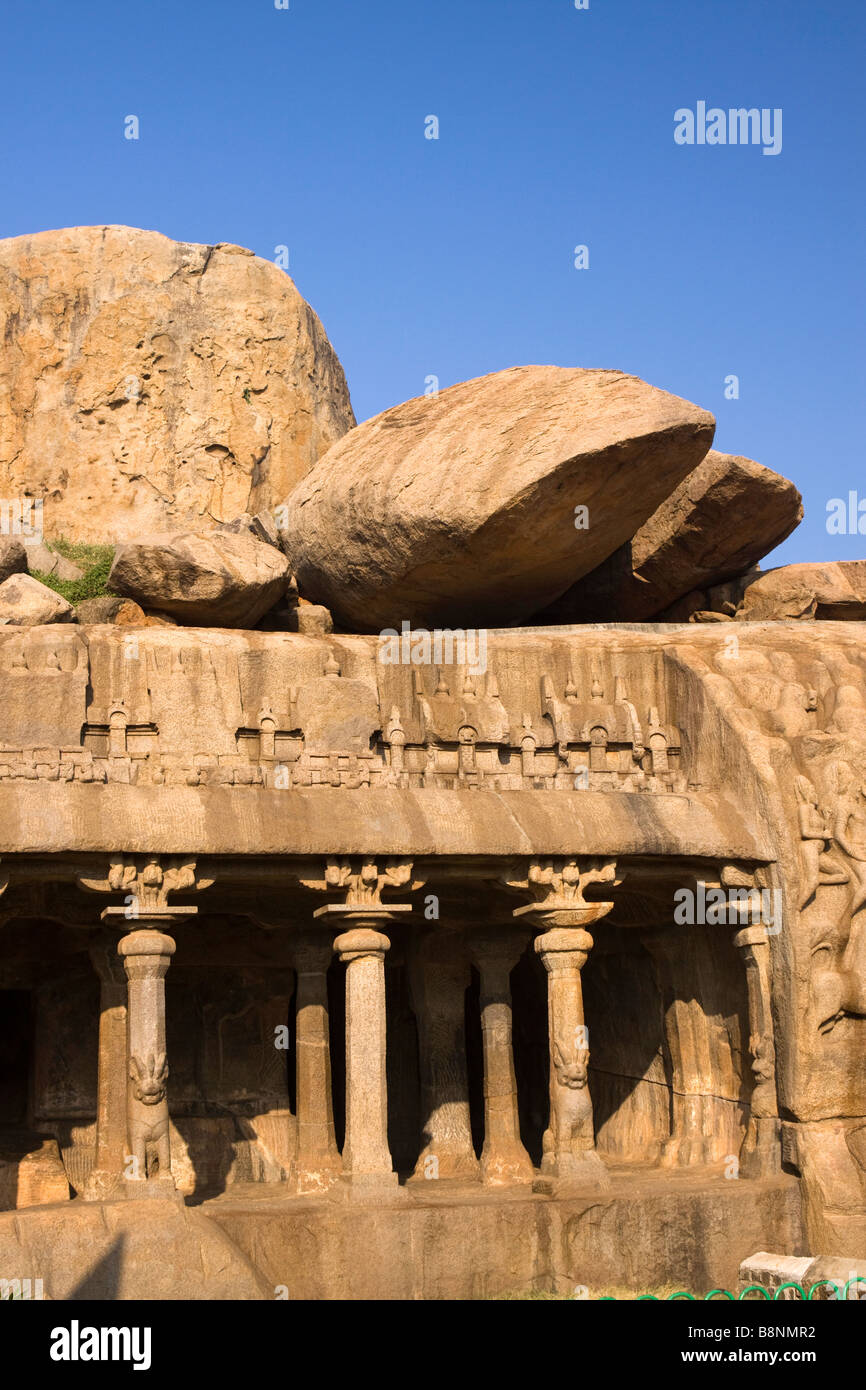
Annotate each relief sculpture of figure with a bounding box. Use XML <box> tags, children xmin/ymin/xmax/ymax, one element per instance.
<box><xmin>128</xmin><ymin>1052</ymin><xmax>170</xmax><ymax>1181</ymax></box>
<box><xmin>545</xmin><ymin>1043</ymin><xmax>595</xmax><ymax>1169</ymax></box>
<box><xmin>832</xmin><ymin>766</ymin><xmax>866</xmax><ymax>916</ymax></box>
<box><xmin>796</xmin><ymin>775</ymin><xmax>848</xmax><ymax>909</ymax></box>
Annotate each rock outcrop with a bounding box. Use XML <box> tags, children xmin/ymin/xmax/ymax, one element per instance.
<box><xmin>0</xmin><ymin>226</ymin><xmax>355</xmax><ymax>543</ymax></box>
<box><xmin>108</xmin><ymin>528</ymin><xmax>291</xmax><ymax>628</ymax></box>
<box><xmin>537</xmin><ymin>450</ymin><xmax>803</xmax><ymax>623</ymax></box>
<box><xmin>286</xmin><ymin>366</ymin><xmax>715</xmax><ymax>630</ymax></box>
<box><xmin>0</xmin><ymin>573</ymin><xmax>75</xmax><ymax>625</ymax></box>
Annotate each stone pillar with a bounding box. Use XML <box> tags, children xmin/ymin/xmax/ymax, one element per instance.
<box><xmin>467</xmin><ymin>929</ymin><xmax>533</xmax><ymax>1185</ymax></box>
<box><xmin>117</xmin><ymin>924</ymin><xmax>178</xmax><ymax>1196</ymax></box>
<box><xmin>292</xmin><ymin>932</ymin><xmax>341</xmax><ymax>1193</ymax></box>
<box><xmin>409</xmin><ymin>930</ymin><xmax>479</xmax><ymax>1182</ymax></box>
<box><xmin>329</xmin><ymin>913</ymin><xmax>403</xmax><ymax>1196</ymax></box>
<box><xmin>532</xmin><ymin>919</ymin><xmax>610</xmax><ymax>1192</ymax></box>
<box><xmin>642</xmin><ymin>930</ymin><xmax>728</xmax><ymax>1167</ymax></box>
<box><xmin>83</xmin><ymin>932</ymin><xmax>128</xmax><ymax>1200</ymax></box>
<box><xmin>735</xmin><ymin>922</ymin><xmax>781</xmax><ymax>1177</ymax></box>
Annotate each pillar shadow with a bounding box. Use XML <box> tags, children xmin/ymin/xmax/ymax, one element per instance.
<box><xmin>67</xmin><ymin>1235</ymin><xmax>125</xmax><ymax>1300</ymax></box>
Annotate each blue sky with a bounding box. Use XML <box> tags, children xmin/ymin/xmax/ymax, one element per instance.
<box><xmin>2</xmin><ymin>0</ymin><xmax>863</xmax><ymax>566</ymax></box>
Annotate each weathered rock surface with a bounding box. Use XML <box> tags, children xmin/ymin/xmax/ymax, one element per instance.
<box><xmin>218</xmin><ymin>510</ymin><xmax>282</xmax><ymax>548</ymax></box>
<box><xmin>0</xmin><ymin>226</ymin><xmax>355</xmax><ymax>543</ymax></box>
<box><xmin>286</xmin><ymin>366</ymin><xmax>716</xmax><ymax>630</ymax></box>
<box><xmin>0</xmin><ymin>1199</ymin><xmax>271</xmax><ymax>1298</ymax></box>
<box><xmin>0</xmin><ymin>1131</ymin><xmax>70</xmax><ymax>1211</ymax></box>
<box><xmin>537</xmin><ymin>450</ymin><xmax>803</xmax><ymax>623</ymax></box>
<box><xmin>0</xmin><ymin>573</ymin><xmax>74</xmax><ymax>625</ymax></box>
<box><xmin>73</xmin><ymin>594</ymin><xmax>173</xmax><ymax>626</ymax></box>
<box><xmin>734</xmin><ymin>561</ymin><xmax>866</xmax><ymax>621</ymax></box>
<box><xmin>0</xmin><ymin>536</ymin><xmax>27</xmax><ymax>583</ymax></box>
<box><xmin>656</xmin><ymin>569</ymin><xmax>762</xmax><ymax>623</ymax></box>
<box><xmin>108</xmin><ymin>528</ymin><xmax>291</xmax><ymax>627</ymax></box>
<box><xmin>25</xmin><ymin>542</ymin><xmax>84</xmax><ymax>582</ymax></box>
<box><xmin>291</xmin><ymin>600</ymin><xmax>334</xmax><ymax>636</ymax></box>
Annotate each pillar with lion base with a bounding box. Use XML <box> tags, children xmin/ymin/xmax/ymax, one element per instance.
<box><xmin>507</xmin><ymin>858</ymin><xmax>619</xmax><ymax>1194</ymax></box>
<box><xmin>78</xmin><ymin>856</ymin><xmax>213</xmax><ymax>1199</ymax></box>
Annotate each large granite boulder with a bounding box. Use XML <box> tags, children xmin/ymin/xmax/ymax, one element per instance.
<box><xmin>537</xmin><ymin>450</ymin><xmax>803</xmax><ymax>623</ymax></box>
<box><xmin>0</xmin><ymin>226</ymin><xmax>355</xmax><ymax>543</ymax></box>
<box><xmin>0</xmin><ymin>573</ymin><xmax>75</xmax><ymax>625</ymax></box>
<box><xmin>286</xmin><ymin>366</ymin><xmax>715</xmax><ymax>630</ymax></box>
<box><xmin>108</xmin><ymin>529</ymin><xmax>291</xmax><ymax>627</ymax></box>
<box><xmin>734</xmin><ymin>561</ymin><xmax>866</xmax><ymax>621</ymax></box>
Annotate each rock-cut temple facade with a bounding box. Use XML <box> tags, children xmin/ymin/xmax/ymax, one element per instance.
<box><xmin>1</xmin><ymin>617</ymin><xmax>864</xmax><ymax>1298</ymax></box>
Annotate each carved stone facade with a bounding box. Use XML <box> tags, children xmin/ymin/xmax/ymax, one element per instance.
<box><xmin>0</xmin><ymin>622</ymin><xmax>864</xmax><ymax>1295</ymax></box>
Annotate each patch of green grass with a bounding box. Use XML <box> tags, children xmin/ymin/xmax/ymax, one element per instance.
<box><xmin>31</xmin><ymin>539</ymin><xmax>117</xmax><ymax>605</ymax></box>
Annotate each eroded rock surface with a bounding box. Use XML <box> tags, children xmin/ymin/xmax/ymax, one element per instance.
<box><xmin>0</xmin><ymin>226</ymin><xmax>355</xmax><ymax>542</ymax></box>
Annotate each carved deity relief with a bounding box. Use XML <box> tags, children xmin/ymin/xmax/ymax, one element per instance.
<box><xmin>796</xmin><ymin>775</ymin><xmax>848</xmax><ymax>909</ymax></box>
<box><xmin>701</xmin><ymin>636</ymin><xmax>866</xmax><ymax>1040</ymax></box>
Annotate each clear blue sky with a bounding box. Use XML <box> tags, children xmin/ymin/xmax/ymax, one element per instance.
<box><xmin>2</xmin><ymin>0</ymin><xmax>863</xmax><ymax>566</ymax></box>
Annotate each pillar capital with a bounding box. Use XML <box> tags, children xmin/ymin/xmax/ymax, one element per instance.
<box><xmin>505</xmin><ymin>857</ymin><xmax>619</xmax><ymax>930</ymax></box>
<box><xmin>302</xmin><ymin>856</ymin><xmax>423</xmax><ymax>909</ymax></box>
<box><xmin>118</xmin><ymin>928</ymin><xmax>177</xmax><ymax>979</ymax></box>
<box><xmin>291</xmin><ymin>928</ymin><xmax>335</xmax><ymax>974</ymax></box>
<box><xmin>78</xmin><ymin>854</ymin><xmax>213</xmax><ymax>923</ymax></box>
<box><xmin>534</xmin><ymin>926</ymin><xmax>594</xmax><ymax>967</ymax></box>
<box><xmin>333</xmin><ymin>926</ymin><xmax>392</xmax><ymax>962</ymax></box>
<box><xmin>467</xmin><ymin>925</ymin><xmax>527</xmax><ymax>976</ymax></box>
